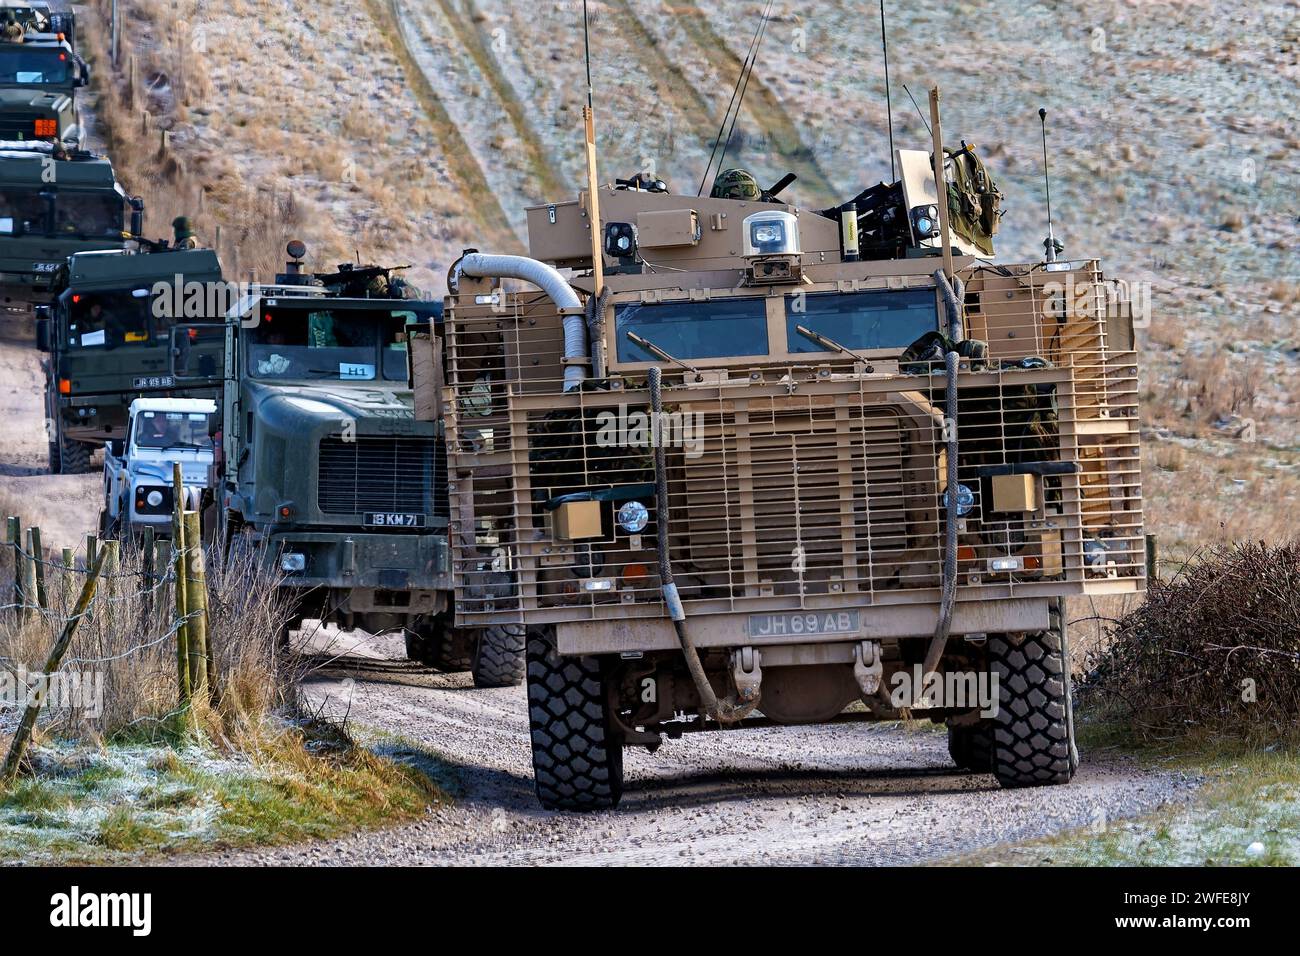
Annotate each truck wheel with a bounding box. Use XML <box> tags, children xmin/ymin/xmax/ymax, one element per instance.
<box><xmin>947</xmin><ymin>722</ymin><xmax>993</xmax><ymax>773</ymax></box>
<box><xmin>526</xmin><ymin>628</ymin><xmax>623</xmax><ymax>811</ymax></box>
<box><xmin>404</xmin><ymin>614</ymin><xmax>470</xmax><ymax>670</ymax></box>
<box><xmin>47</xmin><ymin>437</ymin><xmax>60</xmax><ymax>473</ymax></box>
<box><xmin>989</xmin><ymin>602</ymin><xmax>1078</xmax><ymax>788</ymax></box>
<box><xmin>55</xmin><ymin>427</ymin><xmax>91</xmax><ymax>474</ymax></box>
<box><xmin>470</xmin><ymin>624</ymin><xmax>526</xmax><ymax>688</ymax></box>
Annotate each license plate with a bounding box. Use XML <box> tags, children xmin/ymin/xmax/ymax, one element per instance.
<box><xmin>365</xmin><ymin>512</ymin><xmax>425</xmax><ymax>528</ymax></box>
<box><xmin>747</xmin><ymin>610</ymin><xmax>861</xmax><ymax>638</ymax></box>
<box><xmin>133</xmin><ymin>375</ymin><xmax>174</xmax><ymax>389</ymax></box>
<box><xmin>32</xmin><ymin>262</ymin><xmax>59</xmax><ymax>273</ymax></box>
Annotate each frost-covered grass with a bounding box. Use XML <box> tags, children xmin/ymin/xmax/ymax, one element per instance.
<box><xmin>0</xmin><ymin>723</ymin><xmax>445</xmax><ymax>864</ymax></box>
<box><xmin>957</xmin><ymin>736</ymin><xmax>1300</xmax><ymax>867</ymax></box>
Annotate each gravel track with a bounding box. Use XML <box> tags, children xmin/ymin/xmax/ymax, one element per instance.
<box><xmin>192</xmin><ymin>634</ymin><xmax>1202</xmax><ymax>867</ymax></box>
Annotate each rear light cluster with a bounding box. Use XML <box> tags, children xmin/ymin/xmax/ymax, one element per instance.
<box><xmin>34</xmin><ymin>119</ymin><xmax>57</xmax><ymax>138</ymax></box>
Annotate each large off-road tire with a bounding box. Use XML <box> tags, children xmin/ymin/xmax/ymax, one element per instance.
<box><xmin>470</xmin><ymin>624</ymin><xmax>526</xmax><ymax>688</ymax></box>
<box><xmin>989</xmin><ymin>601</ymin><xmax>1078</xmax><ymax>788</ymax></box>
<box><xmin>404</xmin><ymin>614</ymin><xmax>471</xmax><ymax>670</ymax></box>
<box><xmin>526</xmin><ymin>628</ymin><xmax>623</xmax><ymax>811</ymax></box>
<box><xmin>54</xmin><ymin>426</ymin><xmax>91</xmax><ymax>474</ymax></box>
<box><xmin>947</xmin><ymin>722</ymin><xmax>993</xmax><ymax>773</ymax></box>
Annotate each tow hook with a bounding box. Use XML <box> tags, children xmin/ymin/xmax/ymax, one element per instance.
<box><xmin>853</xmin><ymin>640</ymin><xmax>883</xmax><ymax>696</ymax></box>
<box><xmin>731</xmin><ymin>646</ymin><xmax>763</xmax><ymax>703</ymax></box>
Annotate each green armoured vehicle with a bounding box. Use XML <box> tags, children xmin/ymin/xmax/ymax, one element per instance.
<box><xmin>0</xmin><ymin>144</ymin><xmax>136</xmax><ymax>316</ymax></box>
<box><xmin>170</xmin><ymin>243</ymin><xmax>525</xmax><ymax>687</ymax></box>
<box><xmin>0</xmin><ymin>30</ymin><xmax>88</xmax><ymax>148</ymax></box>
<box><xmin>37</xmin><ymin>244</ymin><xmax>224</xmax><ymax>473</ymax></box>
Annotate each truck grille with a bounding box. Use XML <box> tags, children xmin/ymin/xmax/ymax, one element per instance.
<box><xmin>317</xmin><ymin>435</ymin><xmax>447</xmax><ymax>518</ymax></box>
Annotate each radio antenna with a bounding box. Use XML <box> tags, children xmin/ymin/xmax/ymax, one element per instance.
<box><xmin>582</xmin><ymin>0</ymin><xmax>605</xmax><ymax>296</ymax></box>
<box><xmin>902</xmin><ymin>83</ymin><xmax>931</xmax><ymax>138</ymax></box>
<box><xmin>698</xmin><ymin>0</ymin><xmax>774</xmax><ymax>196</ymax></box>
<box><xmin>1039</xmin><ymin>107</ymin><xmax>1061</xmax><ymax>262</ymax></box>
<box><xmin>880</xmin><ymin>0</ymin><xmax>895</xmax><ymax>180</ymax></box>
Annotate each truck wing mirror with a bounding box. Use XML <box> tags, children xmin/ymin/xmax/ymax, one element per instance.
<box><xmin>168</xmin><ymin>323</ymin><xmax>226</xmax><ymax>380</ymax></box>
<box><xmin>34</xmin><ymin>308</ymin><xmax>52</xmax><ymax>353</ymax></box>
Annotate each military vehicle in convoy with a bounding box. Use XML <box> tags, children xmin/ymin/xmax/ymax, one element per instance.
<box><xmin>1</xmin><ymin>144</ymin><xmax>136</xmax><ymax>316</ymax></box>
<box><xmin>0</xmin><ymin>28</ymin><xmax>88</xmax><ymax>148</ymax></box>
<box><xmin>100</xmin><ymin>397</ymin><xmax>219</xmax><ymax>539</ymax></box>
<box><xmin>430</xmin><ymin>94</ymin><xmax>1145</xmax><ymax>809</ymax></box>
<box><xmin>169</xmin><ymin>244</ymin><xmax>525</xmax><ymax>687</ymax></box>
<box><xmin>37</xmin><ymin>244</ymin><xmax>223</xmax><ymax>472</ymax></box>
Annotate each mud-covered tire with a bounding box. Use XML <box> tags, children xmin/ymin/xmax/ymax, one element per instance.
<box><xmin>55</xmin><ymin>427</ymin><xmax>91</xmax><ymax>474</ymax></box>
<box><xmin>526</xmin><ymin>629</ymin><xmax>622</xmax><ymax>811</ymax></box>
<box><xmin>989</xmin><ymin>602</ymin><xmax>1077</xmax><ymax>788</ymax></box>
<box><xmin>470</xmin><ymin>624</ymin><xmax>525</xmax><ymax>688</ymax></box>
<box><xmin>947</xmin><ymin>722</ymin><xmax>993</xmax><ymax>773</ymax></box>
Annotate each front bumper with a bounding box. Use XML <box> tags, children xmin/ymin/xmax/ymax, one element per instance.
<box><xmin>267</xmin><ymin>530</ymin><xmax>452</xmax><ymax>594</ymax></box>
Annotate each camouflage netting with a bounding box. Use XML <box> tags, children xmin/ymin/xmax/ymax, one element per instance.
<box><xmin>1082</xmin><ymin>541</ymin><xmax>1300</xmax><ymax>741</ymax></box>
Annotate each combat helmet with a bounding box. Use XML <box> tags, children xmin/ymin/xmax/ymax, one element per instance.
<box><xmin>710</xmin><ymin>168</ymin><xmax>762</xmax><ymax>201</ymax></box>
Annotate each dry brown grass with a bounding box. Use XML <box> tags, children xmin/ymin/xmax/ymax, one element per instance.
<box><xmin>1</xmin><ymin>529</ymin><xmax>294</xmax><ymax>745</ymax></box>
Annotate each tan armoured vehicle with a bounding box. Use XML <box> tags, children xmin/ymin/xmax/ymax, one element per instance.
<box><xmin>424</xmin><ymin>97</ymin><xmax>1145</xmax><ymax>810</ymax></box>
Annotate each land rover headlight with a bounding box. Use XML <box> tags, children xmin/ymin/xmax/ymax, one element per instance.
<box><xmin>145</xmin><ymin>490</ymin><xmax>164</xmax><ymax>508</ymax></box>
<box><xmin>742</xmin><ymin>210</ymin><xmax>801</xmax><ymax>257</ymax></box>
<box><xmin>617</xmin><ymin>500</ymin><xmax>649</xmax><ymax>534</ymax></box>
<box><xmin>943</xmin><ymin>483</ymin><xmax>975</xmax><ymax>517</ymax></box>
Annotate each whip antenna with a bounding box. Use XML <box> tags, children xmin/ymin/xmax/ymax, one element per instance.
<box><xmin>881</xmin><ymin>0</ymin><xmax>895</xmax><ymax>180</ymax></box>
<box><xmin>1039</xmin><ymin>107</ymin><xmax>1060</xmax><ymax>262</ymax></box>
<box><xmin>698</xmin><ymin>0</ymin><xmax>774</xmax><ymax>196</ymax></box>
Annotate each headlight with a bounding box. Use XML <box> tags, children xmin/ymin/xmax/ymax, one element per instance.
<box><xmin>145</xmin><ymin>490</ymin><xmax>164</xmax><ymax>508</ymax></box>
<box><xmin>617</xmin><ymin>500</ymin><xmax>649</xmax><ymax>534</ymax></box>
<box><xmin>943</xmin><ymin>483</ymin><xmax>975</xmax><ymax>517</ymax></box>
<box><xmin>753</xmin><ymin>223</ymin><xmax>784</xmax><ymax>244</ymax></box>
<box><xmin>280</xmin><ymin>553</ymin><xmax>306</xmax><ymax>573</ymax></box>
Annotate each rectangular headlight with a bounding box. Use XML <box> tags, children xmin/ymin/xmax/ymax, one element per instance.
<box><xmin>988</xmin><ymin>557</ymin><xmax>1023</xmax><ymax>573</ymax></box>
<box><xmin>280</xmin><ymin>553</ymin><xmax>306</xmax><ymax>573</ymax></box>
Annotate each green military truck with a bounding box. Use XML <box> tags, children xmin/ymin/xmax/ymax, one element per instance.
<box><xmin>169</xmin><ymin>244</ymin><xmax>525</xmax><ymax>686</ymax></box>
<box><xmin>37</xmin><ymin>245</ymin><xmax>224</xmax><ymax>473</ymax></box>
<box><xmin>0</xmin><ymin>144</ymin><xmax>137</xmax><ymax>316</ymax></box>
<box><xmin>0</xmin><ymin>29</ymin><xmax>88</xmax><ymax>148</ymax></box>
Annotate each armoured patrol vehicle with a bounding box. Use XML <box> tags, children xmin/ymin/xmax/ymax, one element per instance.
<box><xmin>431</xmin><ymin>99</ymin><xmax>1145</xmax><ymax>809</ymax></box>
<box><xmin>0</xmin><ymin>29</ymin><xmax>88</xmax><ymax>148</ymax></box>
<box><xmin>1</xmin><ymin>144</ymin><xmax>135</xmax><ymax>316</ymax></box>
<box><xmin>37</xmin><ymin>243</ymin><xmax>223</xmax><ymax>473</ymax></box>
<box><xmin>100</xmin><ymin>397</ymin><xmax>219</xmax><ymax>539</ymax></box>
<box><xmin>169</xmin><ymin>244</ymin><xmax>525</xmax><ymax>687</ymax></box>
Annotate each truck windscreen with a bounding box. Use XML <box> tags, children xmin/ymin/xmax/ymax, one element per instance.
<box><xmin>0</xmin><ymin>50</ymin><xmax>71</xmax><ymax>85</ymax></box>
<box><xmin>133</xmin><ymin>411</ymin><xmax>214</xmax><ymax>450</ymax></box>
<box><xmin>615</xmin><ymin>298</ymin><xmax>768</xmax><ymax>362</ymax></box>
<box><xmin>53</xmin><ymin>193</ymin><xmax>125</xmax><ymax>238</ymax></box>
<box><xmin>247</xmin><ymin>307</ymin><xmax>412</xmax><ymax>382</ymax></box>
<box><xmin>785</xmin><ymin>289</ymin><xmax>939</xmax><ymax>354</ymax></box>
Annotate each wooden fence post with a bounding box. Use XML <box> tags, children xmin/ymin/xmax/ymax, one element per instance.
<box><xmin>183</xmin><ymin>511</ymin><xmax>211</xmax><ymax>702</ymax></box>
<box><xmin>1145</xmin><ymin>533</ymin><xmax>1159</xmax><ymax>583</ymax></box>
<box><xmin>173</xmin><ymin>464</ymin><xmax>191</xmax><ymax>709</ymax></box>
<box><xmin>1</xmin><ymin>542</ymin><xmax>114</xmax><ymax>785</ymax></box>
<box><xmin>141</xmin><ymin>526</ymin><xmax>155</xmax><ymax>617</ymax></box>
<box><xmin>28</xmin><ymin>527</ymin><xmax>47</xmax><ymax>612</ymax></box>
<box><xmin>6</xmin><ymin>516</ymin><xmax>19</xmax><ymax>620</ymax></box>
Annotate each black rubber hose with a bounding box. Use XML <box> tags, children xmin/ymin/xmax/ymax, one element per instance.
<box><xmin>648</xmin><ymin>365</ymin><xmax>757</xmax><ymax>724</ymax></box>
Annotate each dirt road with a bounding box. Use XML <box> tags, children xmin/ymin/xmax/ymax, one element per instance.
<box><xmin>192</xmin><ymin>633</ymin><xmax>1201</xmax><ymax>866</ymax></box>
<box><xmin>0</xmin><ymin>319</ymin><xmax>100</xmax><ymax>551</ymax></box>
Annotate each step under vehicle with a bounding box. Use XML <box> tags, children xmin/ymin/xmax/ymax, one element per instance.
<box><xmin>1</xmin><ymin>143</ymin><xmax>136</xmax><ymax>317</ymax></box>
<box><xmin>168</xmin><ymin>244</ymin><xmax>526</xmax><ymax>687</ymax></box>
<box><xmin>101</xmin><ymin>397</ymin><xmax>219</xmax><ymax>540</ymax></box>
<box><xmin>37</xmin><ymin>243</ymin><xmax>223</xmax><ymax>473</ymax></box>
<box><xmin>429</xmin><ymin>96</ymin><xmax>1146</xmax><ymax>809</ymax></box>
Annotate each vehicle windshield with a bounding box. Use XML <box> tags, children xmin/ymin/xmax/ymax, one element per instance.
<box><xmin>246</xmin><ymin>307</ymin><xmax>414</xmax><ymax>382</ymax></box>
<box><xmin>0</xmin><ymin>49</ymin><xmax>72</xmax><ymax>86</ymax></box>
<box><xmin>615</xmin><ymin>298</ymin><xmax>769</xmax><ymax>362</ymax></box>
<box><xmin>786</xmin><ymin>289</ymin><xmax>939</xmax><ymax>354</ymax></box>
<box><xmin>0</xmin><ymin>189</ymin><xmax>124</xmax><ymax>239</ymax></box>
<box><xmin>133</xmin><ymin>411</ymin><xmax>214</xmax><ymax>450</ymax></box>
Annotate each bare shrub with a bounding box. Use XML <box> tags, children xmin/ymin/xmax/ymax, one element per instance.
<box><xmin>1082</xmin><ymin>542</ymin><xmax>1300</xmax><ymax>742</ymax></box>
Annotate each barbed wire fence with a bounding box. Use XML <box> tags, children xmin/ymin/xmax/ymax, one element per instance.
<box><xmin>1</xmin><ymin>466</ymin><xmax>292</xmax><ymax>784</ymax></box>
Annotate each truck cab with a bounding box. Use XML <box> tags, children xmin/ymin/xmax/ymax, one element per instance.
<box><xmin>0</xmin><ymin>32</ymin><xmax>88</xmax><ymax>148</ymax></box>
<box><xmin>101</xmin><ymin>398</ymin><xmax>218</xmax><ymax>539</ymax></box>
<box><xmin>38</xmin><ymin>245</ymin><xmax>224</xmax><ymax>473</ymax></box>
